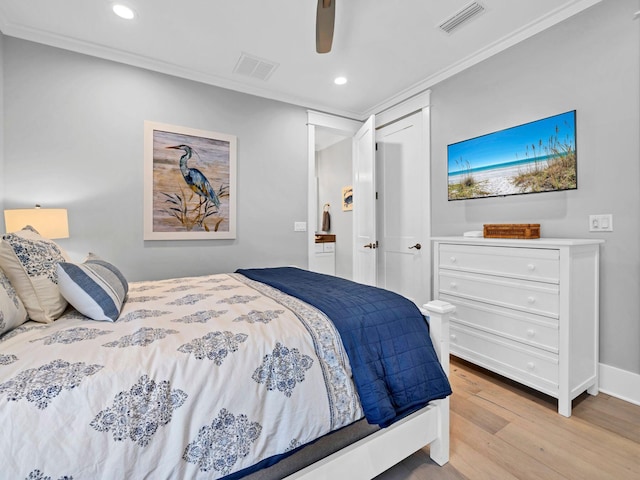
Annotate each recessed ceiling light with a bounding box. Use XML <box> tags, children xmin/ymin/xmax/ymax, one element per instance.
<box><xmin>112</xmin><ymin>4</ymin><xmax>136</xmax><ymax>20</ymax></box>
<box><xmin>334</xmin><ymin>76</ymin><xmax>347</xmax><ymax>85</ymax></box>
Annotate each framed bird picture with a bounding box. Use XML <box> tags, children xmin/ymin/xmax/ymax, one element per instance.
<box><xmin>143</xmin><ymin>121</ymin><xmax>237</xmax><ymax>240</ymax></box>
<box><xmin>342</xmin><ymin>185</ymin><xmax>353</xmax><ymax>211</ymax></box>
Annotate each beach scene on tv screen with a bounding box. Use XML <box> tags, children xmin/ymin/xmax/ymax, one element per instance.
<box><xmin>447</xmin><ymin>110</ymin><xmax>577</xmax><ymax>200</ymax></box>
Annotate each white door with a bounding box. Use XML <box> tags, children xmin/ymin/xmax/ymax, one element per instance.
<box><xmin>376</xmin><ymin>111</ymin><xmax>429</xmax><ymax>305</ymax></box>
<box><xmin>352</xmin><ymin>115</ymin><xmax>377</xmax><ymax>286</ymax></box>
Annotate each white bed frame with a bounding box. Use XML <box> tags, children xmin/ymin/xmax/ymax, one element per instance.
<box><xmin>286</xmin><ymin>300</ymin><xmax>455</xmax><ymax>479</ymax></box>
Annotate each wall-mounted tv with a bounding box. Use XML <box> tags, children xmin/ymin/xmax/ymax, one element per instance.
<box><xmin>447</xmin><ymin>110</ymin><xmax>577</xmax><ymax>201</ymax></box>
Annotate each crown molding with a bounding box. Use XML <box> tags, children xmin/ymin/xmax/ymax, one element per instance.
<box><xmin>0</xmin><ymin>0</ymin><xmax>602</xmax><ymax>121</ymax></box>
<box><xmin>365</xmin><ymin>0</ymin><xmax>602</xmax><ymax>119</ymax></box>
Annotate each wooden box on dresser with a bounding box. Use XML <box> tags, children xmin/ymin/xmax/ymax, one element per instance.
<box><xmin>432</xmin><ymin>237</ymin><xmax>604</xmax><ymax>417</ymax></box>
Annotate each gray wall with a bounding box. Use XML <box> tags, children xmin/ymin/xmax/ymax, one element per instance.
<box><xmin>431</xmin><ymin>0</ymin><xmax>640</xmax><ymax>374</ymax></box>
<box><xmin>2</xmin><ymin>38</ymin><xmax>309</xmax><ymax>281</ymax></box>
<box><xmin>317</xmin><ymin>138</ymin><xmax>353</xmax><ymax>279</ymax></box>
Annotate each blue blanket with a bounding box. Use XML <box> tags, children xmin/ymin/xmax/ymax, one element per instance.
<box><xmin>236</xmin><ymin>267</ymin><xmax>452</xmax><ymax>427</ymax></box>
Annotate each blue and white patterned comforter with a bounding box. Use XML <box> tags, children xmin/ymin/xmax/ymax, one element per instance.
<box><xmin>0</xmin><ymin>273</ymin><xmax>363</xmax><ymax>479</ymax></box>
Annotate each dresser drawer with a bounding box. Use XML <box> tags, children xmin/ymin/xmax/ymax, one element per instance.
<box><xmin>450</xmin><ymin>323</ymin><xmax>559</xmax><ymax>396</ymax></box>
<box><xmin>439</xmin><ymin>244</ymin><xmax>560</xmax><ymax>283</ymax></box>
<box><xmin>439</xmin><ymin>270</ymin><xmax>559</xmax><ymax>318</ymax></box>
<box><xmin>440</xmin><ymin>293</ymin><xmax>559</xmax><ymax>353</ymax></box>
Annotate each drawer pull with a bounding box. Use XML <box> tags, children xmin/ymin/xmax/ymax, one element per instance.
<box><xmin>527</xmin><ymin>264</ymin><xmax>536</xmax><ymax>271</ymax></box>
<box><xmin>526</xmin><ymin>362</ymin><xmax>536</xmax><ymax>371</ymax></box>
<box><xmin>450</xmin><ymin>334</ymin><xmax>457</xmax><ymax>342</ymax></box>
<box><xmin>526</xmin><ymin>329</ymin><xmax>536</xmax><ymax>338</ymax></box>
<box><xmin>449</xmin><ymin>256</ymin><xmax>457</xmax><ymax>264</ymax></box>
<box><xmin>449</xmin><ymin>282</ymin><xmax>458</xmax><ymax>290</ymax></box>
<box><xmin>527</xmin><ymin>296</ymin><xmax>536</xmax><ymax>304</ymax></box>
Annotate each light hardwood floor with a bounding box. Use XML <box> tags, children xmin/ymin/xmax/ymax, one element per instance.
<box><xmin>376</xmin><ymin>357</ymin><xmax>640</xmax><ymax>479</ymax></box>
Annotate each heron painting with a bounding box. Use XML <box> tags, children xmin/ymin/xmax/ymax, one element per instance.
<box><xmin>342</xmin><ymin>186</ymin><xmax>353</xmax><ymax>211</ymax></box>
<box><xmin>143</xmin><ymin>121</ymin><xmax>237</xmax><ymax>240</ymax></box>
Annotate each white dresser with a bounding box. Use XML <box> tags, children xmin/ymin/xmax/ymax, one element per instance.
<box><xmin>432</xmin><ymin>237</ymin><xmax>604</xmax><ymax>416</ymax></box>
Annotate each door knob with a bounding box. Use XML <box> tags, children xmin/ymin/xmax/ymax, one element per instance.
<box><xmin>364</xmin><ymin>243</ymin><xmax>374</xmax><ymax>249</ymax></box>
<box><xmin>409</xmin><ymin>243</ymin><xmax>422</xmax><ymax>250</ymax></box>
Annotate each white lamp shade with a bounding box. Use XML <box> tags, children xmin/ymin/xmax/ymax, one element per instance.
<box><xmin>4</xmin><ymin>208</ymin><xmax>69</xmax><ymax>239</ymax></box>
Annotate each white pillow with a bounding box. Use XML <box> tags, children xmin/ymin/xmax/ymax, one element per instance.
<box><xmin>57</xmin><ymin>253</ymin><xmax>128</xmax><ymax>322</ymax></box>
<box><xmin>0</xmin><ymin>226</ymin><xmax>70</xmax><ymax>323</ymax></box>
<box><xmin>0</xmin><ymin>269</ymin><xmax>29</xmax><ymax>335</ymax></box>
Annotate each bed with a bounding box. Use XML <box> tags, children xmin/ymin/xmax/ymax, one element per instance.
<box><xmin>0</xmin><ymin>227</ymin><xmax>454</xmax><ymax>479</ymax></box>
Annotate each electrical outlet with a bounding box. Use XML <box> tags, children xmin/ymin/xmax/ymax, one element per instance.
<box><xmin>589</xmin><ymin>214</ymin><xmax>613</xmax><ymax>232</ymax></box>
<box><xmin>294</xmin><ymin>221</ymin><xmax>307</xmax><ymax>232</ymax></box>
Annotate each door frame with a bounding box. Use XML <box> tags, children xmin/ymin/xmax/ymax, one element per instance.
<box><xmin>307</xmin><ymin>89</ymin><xmax>431</xmax><ymax>300</ymax></box>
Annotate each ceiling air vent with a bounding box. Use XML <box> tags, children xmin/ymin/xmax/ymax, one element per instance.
<box><xmin>439</xmin><ymin>2</ymin><xmax>485</xmax><ymax>34</ymax></box>
<box><xmin>233</xmin><ymin>53</ymin><xmax>279</xmax><ymax>81</ymax></box>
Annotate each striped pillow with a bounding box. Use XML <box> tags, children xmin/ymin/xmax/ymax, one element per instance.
<box><xmin>57</xmin><ymin>253</ymin><xmax>128</xmax><ymax>322</ymax></box>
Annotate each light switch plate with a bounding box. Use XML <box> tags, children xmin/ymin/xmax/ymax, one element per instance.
<box><xmin>294</xmin><ymin>221</ymin><xmax>307</xmax><ymax>232</ymax></box>
<box><xmin>589</xmin><ymin>214</ymin><xmax>613</xmax><ymax>232</ymax></box>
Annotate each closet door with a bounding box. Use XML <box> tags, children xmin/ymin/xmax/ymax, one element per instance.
<box><xmin>376</xmin><ymin>111</ymin><xmax>426</xmax><ymax>304</ymax></box>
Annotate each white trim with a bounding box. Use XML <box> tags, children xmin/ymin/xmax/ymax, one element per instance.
<box><xmin>0</xmin><ymin>22</ymin><xmax>363</xmax><ymax>120</ymax></box>
<box><xmin>599</xmin><ymin>363</ymin><xmax>640</xmax><ymax>407</ymax></box>
<box><xmin>307</xmin><ymin>111</ymin><xmax>361</xmax><ymax>132</ymax></box>
<box><xmin>307</xmin><ymin>123</ymin><xmax>317</xmax><ymax>270</ymax></box>
<box><xmin>0</xmin><ymin>1</ymin><xmax>601</xmax><ymax>120</ymax></box>
<box><xmin>362</xmin><ymin>0</ymin><xmax>603</xmax><ymax>118</ymax></box>
<box><xmin>374</xmin><ymin>91</ymin><xmax>431</xmax><ymax>128</ymax></box>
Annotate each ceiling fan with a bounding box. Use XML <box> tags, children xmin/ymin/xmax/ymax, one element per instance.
<box><xmin>316</xmin><ymin>0</ymin><xmax>336</xmax><ymax>53</ymax></box>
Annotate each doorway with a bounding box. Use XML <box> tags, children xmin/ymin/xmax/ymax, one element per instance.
<box><xmin>316</xmin><ymin>130</ymin><xmax>353</xmax><ymax>278</ymax></box>
<box><xmin>307</xmin><ymin>91</ymin><xmax>432</xmax><ymax>305</ymax></box>
<box><xmin>307</xmin><ymin>111</ymin><xmax>361</xmax><ymax>279</ymax></box>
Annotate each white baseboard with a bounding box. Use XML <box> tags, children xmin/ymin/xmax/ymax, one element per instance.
<box><xmin>599</xmin><ymin>363</ymin><xmax>640</xmax><ymax>406</ymax></box>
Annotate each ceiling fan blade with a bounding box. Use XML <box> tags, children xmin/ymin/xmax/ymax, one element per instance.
<box><xmin>316</xmin><ymin>0</ymin><xmax>335</xmax><ymax>54</ymax></box>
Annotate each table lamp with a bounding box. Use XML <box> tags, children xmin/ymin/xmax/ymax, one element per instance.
<box><xmin>4</xmin><ymin>205</ymin><xmax>69</xmax><ymax>239</ymax></box>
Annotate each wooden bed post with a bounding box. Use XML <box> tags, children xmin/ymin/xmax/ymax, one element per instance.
<box><xmin>422</xmin><ymin>300</ymin><xmax>455</xmax><ymax>466</ymax></box>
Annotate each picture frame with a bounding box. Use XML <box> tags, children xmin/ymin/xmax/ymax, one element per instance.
<box><xmin>447</xmin><ymin>110</ymin><xmax>576</xmax><ymax>200</ymax></box>
<box><xmin>144</xmin><ymin>121</ymin><xmax>237</xmax><ymax>240</ymax></box>
<box><xmin>342</xmin><ymin>186</ymin><xmax>353</xmax><ymax>211</ymax></box>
